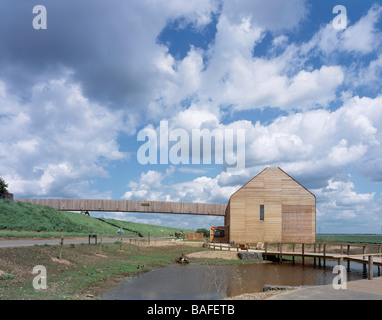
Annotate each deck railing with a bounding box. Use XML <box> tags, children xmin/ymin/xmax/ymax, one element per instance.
<box><xmin>207</xmin><ymin>241</ymin><xmax>382</xmax><ymax>280</ymax></box>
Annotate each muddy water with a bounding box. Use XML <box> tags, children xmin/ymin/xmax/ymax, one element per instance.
<box><xmin>99</xmin><ymin>260</ymin><xmax>369</xmax><ymax>300</ymax></box>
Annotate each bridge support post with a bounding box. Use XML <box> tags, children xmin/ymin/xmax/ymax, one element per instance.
<box><xmin>292</xmin><ymin>243</ymin><xmax>295</xmax><ymax>264</ymax></box>
<box><xmin>368</xmin><ymin>256</ymin><xmax>373</xmax><ymax>280</ymax></box>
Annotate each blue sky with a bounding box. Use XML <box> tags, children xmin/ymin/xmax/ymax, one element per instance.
<box><xmin>1</xmin><ymin>0</ymin><xmax>382</xmax><ymax>233</ymax></box>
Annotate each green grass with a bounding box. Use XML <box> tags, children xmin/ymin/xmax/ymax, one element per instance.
<box><xmin>0</xmin><ymin>242</ymin><xmax>207</xmax><ymax>299</ymax></box>
<box><xmin>0</xmin><ymin>273</ymin><xmax>15</xmax><ymax>281</ymax></box>
<box><xmin>317</xmin><ymin>234</ymin><xmax>382</xmax><ymax>244</ymax></box>
<box><xmin>99</xmin><ymin>217</ymin><xmax>191</xmax><ymax>238</ymax></box>
<box><xmin>0</xmin><ymin>199</ymin><xmax>194</xmax><ymax>238</ymax></box>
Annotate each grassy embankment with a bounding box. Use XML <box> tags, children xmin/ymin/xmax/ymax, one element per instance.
<box><xmin>0</xmin><ymin>199</ymin><xmax>194</xmax><ymax>238</ymax></box>
<box><xmin>0</xmin><ymin>241</ymin><xmax>213</xmax><ymax>299</ymax></box>
<box><xmin>0</xmin><ymin>200</ymin><xmax>251</xmax><ymax>300</ymax></box>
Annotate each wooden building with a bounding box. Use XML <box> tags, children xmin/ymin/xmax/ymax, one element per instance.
<box><xmin>185</xmin><ymin>233</ymin><xmax>205</xmax><ymax>241</ymax></box>
<box><xmin>209</xmin><ymin>226</ymin><xmax>229</xmax><ymax>243</ymax></box>
<box><xmin>211</xmin><ymin>167</ymin><xmax>316</xmax><ymax>244</ymax></box>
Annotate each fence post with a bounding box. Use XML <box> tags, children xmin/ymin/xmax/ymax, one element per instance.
<box><xmin>338</xmin><ymin>257</ymin><xmax>344</xmax><ymax>285</ymax></box>
<box><xmin>302</xmin><ymin>243</ymin><xmax>305</xmax><ymax>265</ymax></box>
<box><xmin>59</xmin><ymin>229</ymin><xmax>64</xmax><ymax>260</ymax></box>
<box><xmin>362</xmin><ymin>245</ymin><xmax>367</xmax><ymax>275</ymax></box>
<box><xmin>368</xmin><ymin>256</ymin><xmax>373</xmax><ymax>280</ymax></box>
<box><xmin>99</xmin><ymin>233</ymin><xmax>103</xmax><ymax>254</ymax></box>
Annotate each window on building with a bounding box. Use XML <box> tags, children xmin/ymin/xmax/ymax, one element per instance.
<box><xmin>214</xmin><ymin>229</ymin><xmax>225</xmax><ymax>238</ymax></box>
<box><xmin>260</xmin><ymin>204</ymin><xmax>264</xmax><ymax>221</ymax></box>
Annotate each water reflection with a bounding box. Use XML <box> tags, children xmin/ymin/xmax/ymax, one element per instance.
<box><xmin>99</xmin><ymin>261</ymin><xmax>369</xmax><ymax>300</ymax></box>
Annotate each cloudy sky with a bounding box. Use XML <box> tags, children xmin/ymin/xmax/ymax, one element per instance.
<box><xmin>1</xmin><ymin>0</ymin><xmax>382</xmax><ymax>233</ymax></box>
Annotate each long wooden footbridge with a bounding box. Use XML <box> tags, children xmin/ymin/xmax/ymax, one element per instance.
<box><xmin>15</xmin><ymin>198</ymin><xmax>227</xmax><ymax>216</ymax></box>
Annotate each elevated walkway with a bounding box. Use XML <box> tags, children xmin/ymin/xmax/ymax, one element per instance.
<box><xmin>15</xmin><ymin>198</ymin><xmax>226</xmax><ymax>216</ymax></box>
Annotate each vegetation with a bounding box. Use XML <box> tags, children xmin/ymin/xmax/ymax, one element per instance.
<box><xmin>0</xmin><ymin>178</ymin><xmax>9</xmax><ymax>196</ymax></box>
<box><xmin>196</xmin><ymin>228</ymin><xmax>210</xmax><ymax>238</ymax></box>
<box><xmin>0</xmin><ymin>199</ymin><xmax>217</xmax><ymax>300</ymax></box>
<box><xmin>0</xmin><ymin>242</ymin><xmax>206</xmax><ymax>299</ymax></box>
<box><xmin>0</xmin><ymin>199</ymin><xmax>194</xmax><ymax>238</ymax></box>
<box><xmin>316</xmin><ymin>234</ymin><xmax>382</xmax><ymax>244</ymax></box>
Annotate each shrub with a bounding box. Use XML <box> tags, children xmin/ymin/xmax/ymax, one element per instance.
<box><xmin>0</xmin><ymin>178</ymin><xmax>9</xmax><ymax>195</ymax></box>
<box><xmin>196</xmin><ymin>228</ymin><xmax>210</xmax><ymax>238</ymax></box>
<box><xmin>0</xmin><ymin>273</ymin><xmax>15</xmax><ymax>280</ymax></box>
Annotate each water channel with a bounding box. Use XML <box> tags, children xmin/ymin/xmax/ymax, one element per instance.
<box><xmin>99</xmin><ymin>259</ymin><xmax>374</xmax><ymax>300</ymax></box>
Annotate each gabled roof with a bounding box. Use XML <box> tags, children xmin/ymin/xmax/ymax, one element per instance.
<box><xmin>228</xmin><ymin>167</ymin><xmax>316</xmax><ymax>200</ymax></box>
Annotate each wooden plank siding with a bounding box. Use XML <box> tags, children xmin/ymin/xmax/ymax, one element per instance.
<box><xmin>226</xmin><ymin>167</ymin><xmax>316</xmax><ymax>244</ymax></box>
<box><xmin>15</xmin><ymin>199</ymin><xmax>227</xmax><ymax>216</ymax></box>
<box><xmin>282</xmin><ymin>205</ymin><xmax>315</xmax><ymax>243</ymax></box>
<box><xmin>210</xmin><ymin>226</ymin><xmax>229</xmax><ymax>243</ymax></box>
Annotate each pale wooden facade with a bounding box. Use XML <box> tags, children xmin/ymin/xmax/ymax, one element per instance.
<box><xmin>223</xmin><ymin>167</ymin><xmax>316</xmax><ymax>244</ymax></box>
<box><xmin>210</xmin><ymin>226</ymin><xmax>229</xmax><ymax>243</ymax></box>
<box><xmin>185</xmin><ymin>233</ymin><xmax>204</xmax><ymax>241</ymax></box>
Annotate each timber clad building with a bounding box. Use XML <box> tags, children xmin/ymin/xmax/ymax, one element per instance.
<box><xmin>211</xmin><ymin>167</ymin><xmax>316</xmax><ymax>244</ymax></box>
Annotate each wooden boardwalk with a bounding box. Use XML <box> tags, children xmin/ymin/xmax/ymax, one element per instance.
<box><xmin>263</xmin><ymin>250</ymin><xmax>382</xmax><ymax>264</ymax></box>
<box><xmin>207</xmin><ymin>242</ymin><xmax>382</xmax><ymax>280</ymax></box>
<box><xmin>15</xmin><ymin>198</ymin><xmax>227</xmax><ymax>216</ymax></box>
<box><xmin>263</xmin><ymin>243</ymin><xmax>382</xmax><ymax>280</ymax></box>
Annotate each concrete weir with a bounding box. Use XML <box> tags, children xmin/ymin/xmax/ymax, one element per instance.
<box><xmin>237</xmin><ymin>252</ymin><xmax>263</xmax><ymax>261</ymax></box>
